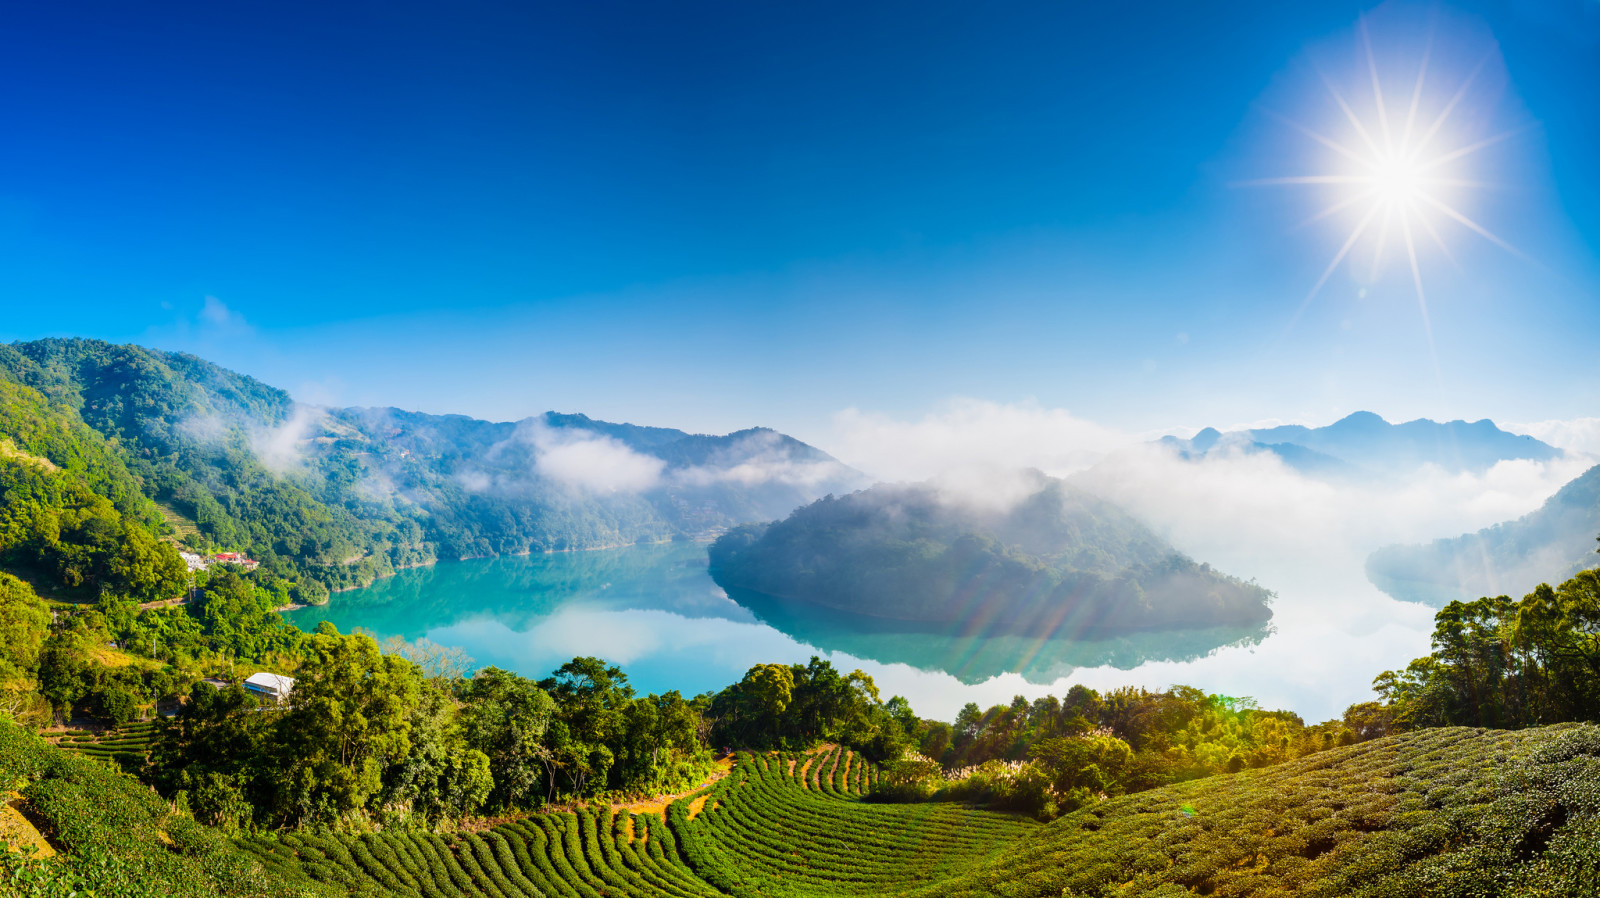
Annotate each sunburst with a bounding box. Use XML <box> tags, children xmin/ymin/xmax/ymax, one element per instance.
<box><xmin>1248</xmin><ymin>19</ymin><xmax>1525</xmax><ymax>341</ymax></box>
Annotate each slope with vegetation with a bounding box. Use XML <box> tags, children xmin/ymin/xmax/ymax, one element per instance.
<box><xmin>0</xmin><ymin>338</ymin><xmax>861</xmax><ymax>589</ymax></box>
<box><xmin>1367</xmin><ymin>462</ymin><xmax>1600</xmax><ymax>606</ymax></box>
<box><xmin>710</xmin><ymin>475</ymin><xmax>1274</xmax><ymax>636</ymax></box>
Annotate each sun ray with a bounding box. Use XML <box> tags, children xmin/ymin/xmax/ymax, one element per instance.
<box><xmin>1413</xmin><ymin>192</ymin><xmax>1527</xmax><ymax>259</ymax></box>
<box><xmin>1397</xmin><ymin>28</ymin><xmax>1434</xmax><ymax>153</ymax></box>
<box><xmin>1320</xmin><ymin>73</ymin><xmax>1386</xmax><ymax>160</ymax></box>
<box><xmin>1296</xmin><ymin>189</ymin><xmax>1380</xmax><ymax>229</ymax></box>
<box><xmin>1301</xmin><ymin>203</ymin><xmax>1382</xmax><ymax>309</ymax></box>
<box><xmin>1369</xmin><ymin>201</ymin><xmax>1395</xmax><ymax>280</ymax></box>
<box><xmin>1235</xmin><ymin>175</ymin><xmax>1375</xmax><ymax>186</ymax></box>
<box><xmin>1361</xmin><ymin>18</ymin><xmax>1395</xmax><ymax>156</ymax></box>
<box><xmin>1261</xmin><ymin>109</ymin><xmax>1375</xmax><ymax>170</ymax></box>
<box><xmin>1413</xmin><ymin>208</ymin><xmax>1458</xmax><ymax>267</ymax></box>
<box><xmin>1406</xmin><ymin>51</ymin><xmax>1492</xmax><ymax>162</ymax></box>
<box><xmin>1400</xmin><ymin>208</ymin><xmax>1445</xmax><ymax>387</ymax></box>
<box><xmin>1415</xmin><ymin>127</ymin><xmax>1529</xmax><ymax>173</ymax></box>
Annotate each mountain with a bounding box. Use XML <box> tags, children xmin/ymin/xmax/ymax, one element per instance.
<box><xmin>707</xmin><ymin>471</ymin><xmax>1274</xmax><ymax>637</ymax></box>
<box><xmin>1366</xmin><ymin>463</ymin><xmax>1600</xmax><ymax>605</ymax></box>
<box><xmin>1157</xmin><ymin>411</ymin><xmax>1561</xmax><ymax>479</ymax></box>
<box><xmin>0</xmin><ymin>338</ymin><xmax>863</xmax><ymax>597</ymax></box>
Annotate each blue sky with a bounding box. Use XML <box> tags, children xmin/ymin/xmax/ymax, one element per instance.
<box><xmin>2</xmin><ymin>0</ymin><xmax>1597</xmax><ymax>447</ymax></box>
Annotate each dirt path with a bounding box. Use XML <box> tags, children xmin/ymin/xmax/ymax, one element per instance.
<box><xmin>612</xmin><ymin>757</ymin><xmax>735</xmax><ymax>819</ymax></box>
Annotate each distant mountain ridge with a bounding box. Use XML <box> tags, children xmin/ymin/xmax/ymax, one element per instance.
<box><xmin>708</xmin><ymin>472</ymin><xmax>1275</xmax><ymax>637</ymax></box>
<box><xmin>1367</xmin><ymin>463</ymin><xmax>1600</xmax><ymax>606</ymax></box>
<box><xmin>0</xmin><ymin>338</ymin><xmax>863</xmax><ymax>593</ymax></box>
<box><xmin>1157</xmin><ymin>411</ymin><xmax>1561</xmax><ymax>478</ymax></box>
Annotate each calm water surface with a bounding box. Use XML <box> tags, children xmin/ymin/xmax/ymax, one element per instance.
<box><xmin>286</xmin><ymin>540</ymin><xmax>1431</xmax><ymax>721</ymax></box>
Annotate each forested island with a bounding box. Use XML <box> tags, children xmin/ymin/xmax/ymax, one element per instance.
<box><xmin>708</xmin><ymin>476</ymin><xmax>1275</xmax><ymax>636</ymax></box>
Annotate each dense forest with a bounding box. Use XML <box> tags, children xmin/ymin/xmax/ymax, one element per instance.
<box><xmin>709</xmin><ymin>477</ymin><xmax>1275</xmax><ymax>636</ymax></box>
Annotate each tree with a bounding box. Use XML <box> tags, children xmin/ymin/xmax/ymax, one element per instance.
<box><xmin>1033</xmin><ymin>733</ymin><xmax>1134</xmax><ymax>811</ymax></box>
<box><xmin>457</xmin><ymin>667</ymin><xmax>557</xmax><ymax>808</ymax></box>
<box><xmin>278</xmin><ymin>628</ymin><xmax>423</xmax><ymax>825</ymax></box>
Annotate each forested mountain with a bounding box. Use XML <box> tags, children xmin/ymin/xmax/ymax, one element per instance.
<box><xmin>0</xmin><ymin>338</ymin><xmax>861</xmax><ymax>599</ymax></box>
<box><xmin>1156</xmin><ymin>410</ymin><xmax>1561</xmax><ymax>479</ymax></box>
<box><xmin>708</xmin><ymin>472</ymin><xmax>1274</xmax><ymax>636</ymax></box>
<box><xmin>1366</xmin><ymin>462</ymin><xmax>1600</xmax><ymax>605</ymax></box>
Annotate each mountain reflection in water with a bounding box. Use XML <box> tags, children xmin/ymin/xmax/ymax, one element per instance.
<box><xmin>286</xmin><ymin>542</ymin><xmax>1268</xmax><ymax>690</ymax></box>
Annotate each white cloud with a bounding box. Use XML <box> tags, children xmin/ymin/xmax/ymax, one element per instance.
<box><xmin>249</xmin><ymin>403</ymin><xmax>327</xmax><ymax>475</ymax></box>
<box><xmin>523</xmin><ymin>421</ymin><xmax>665</xmax><ymax>494</ymax></box>
<box><xmin>198</xmin><ymin>295</ymin><xmax>253</xmax><ymax>333</ymax></box>
<box><xmin>671</xmin><ymin>429</ymin><xmax>857</xmax><ymax>492</ymax></box>
<box><xmin>1075</xmin><ymin>441</ymin><xmax>1592</xmax><ymax>583</ymax></box>
<box><xmin>1506</xmin><ymin>417</ymin><xmax>1600</xmax><ymax>458</ymax></box>
<box><xmin>829</xmin><ymin>398</ymin><xmax>1132</xmax><ymax>483</ymax></box>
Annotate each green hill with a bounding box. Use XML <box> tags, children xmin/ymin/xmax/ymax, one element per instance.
<box><xmin>234</xmin><ymin>724</ymin><xmax>1600</xmax><ymax>897</ymax></box>
<box><xmin>708</xmin><ymin>475</ymin><xmax>1274</xmax><ymax>636</ymax></box>
<box><xmin>0</xmin><ymin>718</ymin><xmax>329</xmax><ymax>897</ymax></box>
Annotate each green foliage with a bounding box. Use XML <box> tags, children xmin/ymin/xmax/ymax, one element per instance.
<box><xmin>0</xmin><ymin>717</ymin><xmax>332</xmax><ymax>898</ymax></box>
<box><xmin>1370</xmin><ymin>567</ymin><xmax>1600</xmax><ymax>729</ymax></box>
<box><xmin>709</xmin><ymin>657</ymin><xmax>911</xmax><ymax>760</ymax></box>
<box><xmin>709</xmin><ymin>477</ymin><xmax>1274</xmax><ymax>636</ymax></box>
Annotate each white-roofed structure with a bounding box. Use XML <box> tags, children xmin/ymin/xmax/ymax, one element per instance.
<box><xmin>243</xmin><ymin>671</ymin><xmax>295</xmax><ymax>703</ymax></box>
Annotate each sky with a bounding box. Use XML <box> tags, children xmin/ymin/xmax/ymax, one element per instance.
<box><xmin>2</xmin><ymin>0</ymin><xmax>1598</xmax><ymax>455</ymax></box>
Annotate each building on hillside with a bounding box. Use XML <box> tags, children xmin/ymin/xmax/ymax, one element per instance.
<box><xmin>198</xmin><ymin>677</ymin><xmax>232</xmax><ymax>690</ymax></box>
<box><xmin>210</xmin><ymin>552</ymin><xmax>261</xmax><ymax>571</ymax></box>
<box><xmin>179</xmin><ymin>552</ymin><xmax>208</xmax><ymax>572</ymax></box>
<box><xmin>243</xmin><ymin>672</ymin><xmax>295</xmax><ymax>703</ymax></box>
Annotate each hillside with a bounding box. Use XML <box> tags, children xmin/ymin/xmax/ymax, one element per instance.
<box><xmin>1157</xmin><ymin>410</ymin><xmax>1562</xmax><ymax>479</ymax></box>
<box><xmin>1366</xmin><ymin>463</ymin><xmax>1600</xmax><ymax>605</ymax></box>
<box><xmin>708</xmin><ymin>474</ymin><xmax>1274</xmax><ymax>636</ymax></box>
<box><xmin>0</xmin><ymin>338</ymin><xmax>862</xmax><ymax>594</ymax></box>
<box><xmin>234</xmin><ymin>724</ymin><xmax>1600</xmax><ymax>897</ymax></box>
<box><xmin>0</xmin><ymin>718</ymin><xmax>327</xmax><ymax>897</ymax></box>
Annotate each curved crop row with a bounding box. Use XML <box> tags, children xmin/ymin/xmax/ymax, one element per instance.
<box><xmin>241</xmin><ymin>746</ymin><xmax>1031</xmax><ymax>898</ymax></box>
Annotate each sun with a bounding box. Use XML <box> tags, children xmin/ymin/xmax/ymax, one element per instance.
<box><xmin>1249</xmin><ymin>18</ymin><xmax>1525</xmax><ymax>337</ymax></box>
<box><xmin>1371</xmin><ymin>153</ymin><xmax>1422</xmax><ymax>206</ymax></box>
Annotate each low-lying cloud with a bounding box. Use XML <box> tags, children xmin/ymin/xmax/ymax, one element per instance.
<box><xmin>523</xmin><ymin>421</ymin><xmax>666</xmax><ymax>494</ymax></box>
<box><xmin>671</xmin><ymin>429</ymin><xmax>859</xmax><ymax>492</ymax></box>
<box><xmin>1507</xmin><ymin>417</ymin><xmax>1600</xmax><ymax>459</ymax></box>
<box><xmin>250</xmin><ymin>403</ymin><xmax>328</xmax><ymax>475</ymax></box>
<box><xmin>830</xmin><ymin>398</ymin><xmax>1131</xmax><ymax>483</ymax></box>
<box><xmin>824</xmin><ymin>400</ymin><xmax>1591</xmax><ymax>581</ymax></box>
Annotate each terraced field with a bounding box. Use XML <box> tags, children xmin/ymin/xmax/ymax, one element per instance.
<box><xmin>238</xmin><ymin>726</ymin><xmax>1600</xmax><ymax>898</ymax></box>
<box><xmin>241</xmin><ymin>745</ymin><xmax>1035</xmax><ymax>898</ymax></box>
<box><xmin>52</xmin><ymin>720</ymin><xmax>159</xmax><ymax>775</ymax></box>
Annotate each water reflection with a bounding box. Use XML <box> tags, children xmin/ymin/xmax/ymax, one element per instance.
<box><xmin>721</xmin><ymin>587</ymin><xmax>1269</xmax><ymax>685</ymax></box>
<box><xmin>286</xmin><ymin>542</ymin><xmax>1268</xmax><ymax>694</ymax></box>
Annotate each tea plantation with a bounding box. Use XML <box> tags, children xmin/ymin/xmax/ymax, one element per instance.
<box><xmin>51</xmin><ymin>720</ymin><xmax>160</xmax><ymax>775</ymax></box>
<box><xmin>9</xmin><ymin>724</ymin><xmax>1600</xmax><ymax>897</ymax></box>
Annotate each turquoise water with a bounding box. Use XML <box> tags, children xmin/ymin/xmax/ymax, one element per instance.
<box><xmin>286</xmin><ymin>542</ymin><xmax>1266</xmax><ymax>717</ymax></box>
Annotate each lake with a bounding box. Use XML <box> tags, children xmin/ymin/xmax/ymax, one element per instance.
<box><xmin>284</xmin><ymin>537</ymin><xmax>1439</xmax><ymax>723</ymax></box>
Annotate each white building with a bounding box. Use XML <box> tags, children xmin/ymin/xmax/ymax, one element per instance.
<box><xmin>243</xmin><ymin>672</ymin><xmax>295</xmax><ymax>703</ymax></box>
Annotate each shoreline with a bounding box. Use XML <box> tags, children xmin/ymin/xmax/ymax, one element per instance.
<box><xmin>306</xmin><ymin>537</ymin><xmax>716</xmax><ymax>601</ymax></box>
